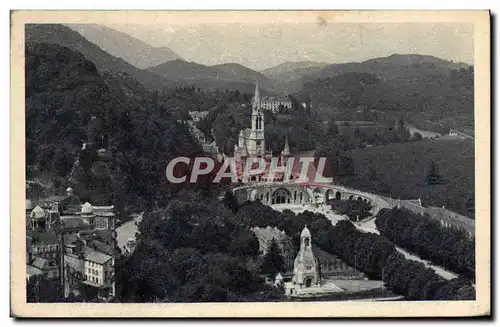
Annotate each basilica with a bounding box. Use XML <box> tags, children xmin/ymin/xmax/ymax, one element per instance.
<box><xmin>231</xmin><ymin>82</ymin><xmax>298</xmax><ymax>183</ymax></box>
<box><xmin>234</xmin><ymin>82</ymin><xmax>268</xmax><ymax>157</ymax></box>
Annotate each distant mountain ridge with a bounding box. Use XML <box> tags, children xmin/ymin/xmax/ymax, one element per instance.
<box><xmin>25</xmin><ymin>24</ymin><xmax>173</xmax><ymax>91</ymax></box>
<box><xmin>261</xmin><ymin>61</ymin><xmax>331</xmax><ymax>76</ymax></box>
<box><xmin>66</xmin><ymin>24</ymin><xmax>181</xmax><ymax>69</ymax></box>
<box><xmin>305</xmin><ymin>54</ymin><xmax>470</xmax><ymax>81</ymax></box>
<box><xmin>295</xmin><ymin>53</ymin><xmax>474</xmax><ymax>122</ymax></box>
<box><xmin>148</xmin><ymin>59</ymin><xmax>280</xmax><ymax>94</ymax></box>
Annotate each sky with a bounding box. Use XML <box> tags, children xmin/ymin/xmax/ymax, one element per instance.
<box><xmin>107</xmin><ymin>22</ymin><xmax>474</xmax><ymax>71</ymax></box>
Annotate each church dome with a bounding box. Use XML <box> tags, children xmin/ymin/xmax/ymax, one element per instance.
<box><xmin>81</xmin><ymin>202</ymin><xmax>93</xmax><ymax>214</ymax></box>
<box><xmin>30</xmin><ymin>205</ymin><xmax>45</xmax><ymax>219</ymax></box>
<box><xmin>301</xmin><ymin>226</ymin><xmax>311</xmax><ymax>238</ymax></box>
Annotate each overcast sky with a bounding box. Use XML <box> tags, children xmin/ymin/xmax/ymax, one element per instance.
<box><xmin>107</xmin><ymin>22</ymin><xmax>473</xmax><ymax>71</ymax></box>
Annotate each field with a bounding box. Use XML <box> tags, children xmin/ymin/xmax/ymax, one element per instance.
<box><xmin>339</xmin><ymin>139</ymin><xmax>474</xmax><ymax>217</ymax></box>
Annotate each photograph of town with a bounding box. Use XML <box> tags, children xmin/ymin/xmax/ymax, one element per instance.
<box><xmin>23</xmin><ymin>13</ymin><xmax>478</xmax><ymax>306</ymax></box>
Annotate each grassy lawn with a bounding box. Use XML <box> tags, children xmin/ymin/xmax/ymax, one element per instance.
<box><xmin>339</xmin><ymin>139</ymin><xmax>474</xmax><ymax>217</ymax></box>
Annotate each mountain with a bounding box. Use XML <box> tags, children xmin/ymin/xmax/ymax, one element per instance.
<box><xmin>295</xmin><ymin>54</ymin><xmax>474</xmax><ymax>123</ymax></box>
<box><xmin>211</xmin><ymin>63</ymin><xmax>277</xmax><ymax>91</ymax></box>
<box><xmin>148</xmin><ymin>60</ymin><xmax>280</xmax><ymax>94</ymax></box>
<box><xmin>25</xmin><ymin>24</ymin><xmax>173</xmax><ymax>91</ymax></box>
<box><xmin>261</xmin><ymin>61</ymin><xmax>331</xmax><ymax>93</ymax></box>
<box><xmin>262</xmin><ymin>61</ymin><xmax>330</xmax><ymax>77</ymax></box>
<box><xmin>26</xmin><ymin>41</ymin><xmax>201</xmax><ymax>209</ymax></box>
<box><xmin>304</xmin><ymin>54</ymin><xmax>469</xmax><ymax>82</ymax></box>
<box><xmin>66</xmin><ymin>24</ymin><xmax>181</xmax><ymax>69</ymax></box>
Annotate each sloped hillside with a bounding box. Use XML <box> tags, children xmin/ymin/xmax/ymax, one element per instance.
<box><xmin>295</xmin><ymin>54</ymin><xmax>474</xmax><ymax>125</ymax></box>
<box><xmin>148</xmin><ymin>59</ymin><xmax>280</xmax><ymax>94</ymax></box>
<box><xmin>67</xmin><ymin>24</ymin><xmax>181</xmax><ymax>69</ymax></box>
<box><xmin>339</xmin><ymin>139</ymin><xmax>474</xmax><ymax>217</ymax></box>
<box><xmin>25</xmin><ymin>24</ymin><xmax>173</xmax><ymax>91</ymax></box>
<box><xmin>26</xmin><ymin>42</ymin><xmax>201</xmax><ymax>211</ymax></box>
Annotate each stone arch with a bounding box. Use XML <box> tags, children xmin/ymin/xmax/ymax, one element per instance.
<box><xmin>357</xmin><ymin>196</ymin><xmax>363</xmax><ymax>202</ymax></box>
<box><xmin>304</xmin><ymin>276</ymin><xmax>314</xmax><ymax>288</ymax></box>
<box><xmin>325</xmin><ymin>189</ymin><xmax>335</xmax><ymax>201</ymax></box>
<box><xmin>313</xmin><ymin>187</ymin><xmax>324</xmax><ymax>204</ymax></box>
<box><xmin>250</xmin><ymin>189</ymin><xmax>258</xmax><ymax>201</ymax></box>
<box><xmin>272</xmin><ymin>188</ymin><xmax>292</xmax><ymax>204</ymax></box>
<box><xmin>305</xmin><ymin>188</ymin><xmax>315</xmax><ymax>204</ymax></box>
<box><xmin>335</xmin><ymin>191</ymin><xmax>342</xmax><ymax>200</ymax></box>
<box><xmin>349</xmin><ymin>195</ymin><xmax>354</xmax><ymax>200</ymax></box>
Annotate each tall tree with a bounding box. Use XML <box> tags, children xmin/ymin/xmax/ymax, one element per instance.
<box><xmin>260</xmin><ymin>238</ymin><xmax>285</xmax><ymax>277</ymax></box>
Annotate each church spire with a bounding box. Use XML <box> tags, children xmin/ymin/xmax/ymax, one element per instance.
<box><xmin>241</xmin><ymin>136</ymin><xmax>249</xmax><ymax>157</ymax></box>
<box><xmin>252</xmin><ymin>81</ymin><xmax>260</xmax><ymax>110</ymax></box>
<box><xmin>281</xmin><ymin>134</ymin><xmax>290</xmax><ymax>157</ymax></box>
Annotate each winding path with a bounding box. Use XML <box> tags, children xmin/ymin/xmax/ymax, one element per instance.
<box><xmin>116</xmin><ymin>212</ymin><xmax>143</xmax><ymax>253</ymax></box>
<box><xmin>271</xmin><ymin>203</ymin><xmax>458</xmax><ymax>281</ymax></box>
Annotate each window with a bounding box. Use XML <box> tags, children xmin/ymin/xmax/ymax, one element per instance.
<box><xmin>306</xmin><ymin>265</ymin><xmax>312</xmax><ymax>270</ymax></box>
<box><xmin>88</xmin><ymin>268</ymin><xmax>91</xmax><ymax>273</ymax></box>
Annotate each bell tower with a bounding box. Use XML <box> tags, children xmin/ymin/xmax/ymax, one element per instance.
<box><xmin>248</xmin><ymin>82</ymin><xmax>265</xmax><ymax>156</ymax></box>
<box><xmin>291</xmin><ymin>226</ymin><xmax>320</xmax><ymax>289</ymax></box>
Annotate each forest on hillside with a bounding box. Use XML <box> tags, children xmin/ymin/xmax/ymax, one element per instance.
<box><xmin>25</xmin><ymin>42</ymin><xmax>204</xmax><ymax>214</ymax></box>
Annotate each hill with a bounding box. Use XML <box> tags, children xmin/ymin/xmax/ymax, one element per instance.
<box><xmin>148</xmin><ymin>59</ymin><xmax>280</xmax><ymax>94</ymax></box>
<box><xmin>261</xmin><ymin>61</ymin><xmax>330</xmax><ymax>77</ymax></box>
<box><xmin>26</xmin><ymin>41</ymin><xmax>201</xmax><ymax>211</ymax></box>
<box><xmin>305</xmin><ymin>54</ymin><xmax>469</xmax><ymax>81</ymax></box>
<box><xmin>262</xmin><ymin>61</ymin><xmax>330</xmax><ymax>93</ymax></box>
<box><xmin>339</xmin><ymin>139</ymin><xmax>474</xmax><ymax>217</ymax></box>
<box><xmin>295</xmin><ymin>54</ymin><xmax>474</xmax><ymax>128</ymax></box>
<box><xmin>212</xmin><ymin>63</ymin><xmax>277</xmax><ymax>92</ymax></box>
<box><xmin>66</xmin><ymin>24</ymin><xmax>181</xmax><ymax>69</ymax></box>
<box><xmin>25</xmin><ymin>24</ymin><xmax>173</xmax><ymax>91</ymax></box>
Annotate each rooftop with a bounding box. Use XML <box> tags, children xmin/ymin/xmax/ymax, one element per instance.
<box><xmin>26</xmin><ymin>265</ymin><xmax>43</xmax><ymax>278</ymax></box>
<box><xmin>29</xmin><ymin>230</ymin><xmax>58</xmax><ymax>245</ymax></box>
<box><xmin>30</xmin><ymin>257</ymin><xmax>57</xmax><ymax>270</ymax></box>
<box><xmin>84</xmin><ymin>249</ymin><xmax>112</xmax><ymax>265</ymax></box>
<box><xmin>62</xmin><ymin>217</ymin><xmax>91</xmax><ymax>230</ymax></box>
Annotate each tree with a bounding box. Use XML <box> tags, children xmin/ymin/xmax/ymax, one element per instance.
<box><xmin>367</xmin><ymin>167</ymin><xmax>378</xmax><ymax>181</ymax></box>
<box><xmin>326</xmin><ymin>117</ymin><xmax>339</xmax><ymax>138</ymax></box>
<box><xmin>260</xmin><ymin>238</ymin><xmax>285</xmax><ymax>277</ymax></box>
<box><xmin>427</xmin><ymin>160</ymin><xmax>443</xmax><ymax>185</ymax></box>
<box><xmin>27</xmin><ymin>275</ymin><xmax>61</xmax><ymax>302</ymax></box>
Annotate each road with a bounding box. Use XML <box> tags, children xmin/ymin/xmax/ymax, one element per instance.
<box><xmin>116</xmin><ymin>212</ymin><xmax>143</xmax><ymax>253</ymax></box>
<box><xmin>271</xmin><ymin>203</ymin><xmax>458</xmax><ymax>281</ymax></box>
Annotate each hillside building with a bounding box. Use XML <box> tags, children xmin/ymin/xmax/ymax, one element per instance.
<box><xmin>260</xmin><ymin>96</ymin><xmax>292</xmax><ymax>113</ymax></box>
<box><xmin>26</xmin><ymin>188</ymin><xmax>118</xmax><ymax>301</ymax></box>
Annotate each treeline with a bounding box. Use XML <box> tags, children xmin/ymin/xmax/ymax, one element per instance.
<box><xmin>375</xmin><ymin>207</ymin><xmax>475</xmax><ymax>279</ymax></box>
<box><xmin>383</xmin><ymin>252</ymin><xmax>475</xmax><ymax>300</ymax></box>
<box><xmin>117</xmin><ymin>189</ymin><xmax>264</xmax><ymax>302</ymax></box>
<box><xmin>232</xmin><ymin>199</ymin><xmax>475</xmax><ymax>300</ymax></box>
